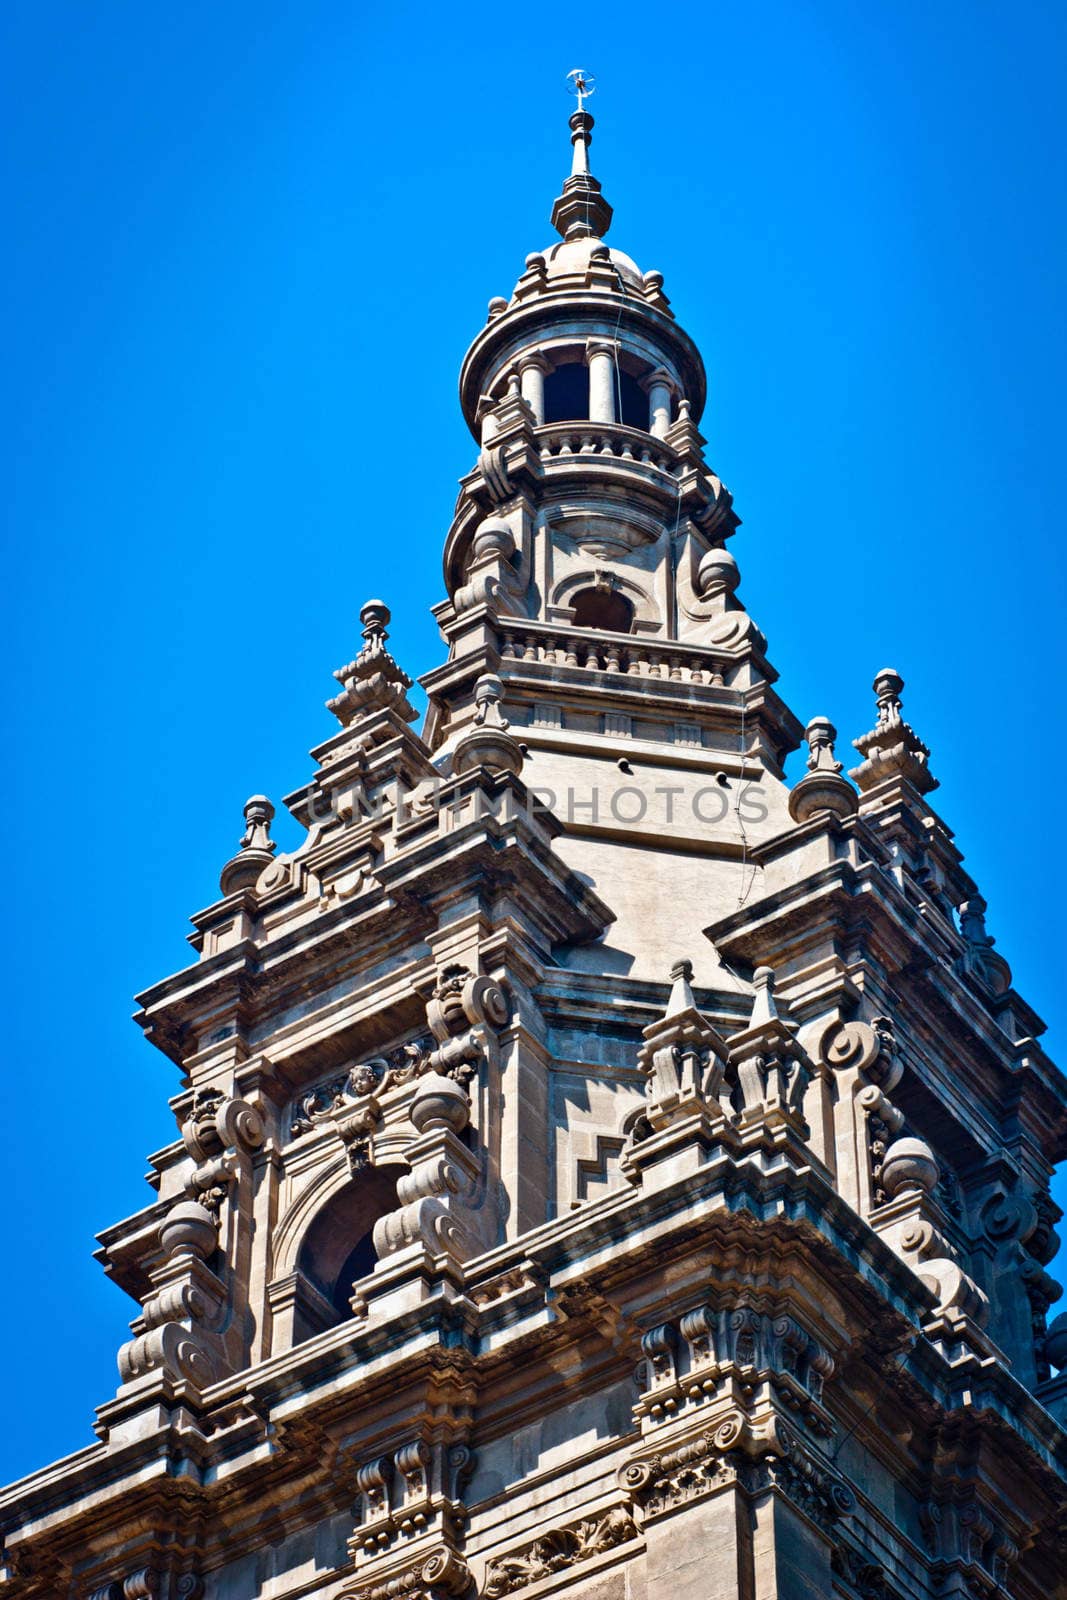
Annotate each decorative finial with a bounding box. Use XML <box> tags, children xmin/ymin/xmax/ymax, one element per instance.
<box><xmin>219</xmin><ymin>795</ymin><xmax>277</xmax><ymax>896</ymax></box>
<box><xmin>359</xmin><ymin>599</ymin><xmax>390</xmax><ymax>652</ymax></box>
<box><xmin>787</xmin><ymin>717</ymin><xmax>858</xmax><ymax>824</ymax></box>
<box><xmin>239</xmin><ymin>794</ymin><xmax>276</xmax><ymax>854</ymax></box>
<box><xmin>873</xmin><ymin>668</ymin><xmax>905</xmax><ymax>732</ymax></box>
<box><xmin>472</xmin><ymin>672</ymin><xmax>510</xmax><ymax>731</ymax></box>
<box><xmin>958</xmin><ymin>894</ymin><xmax>1012</xmax><ymax>998</ymax></box>
<box><xmin>850</xmin><ymin>668</ymin><xmax>937</xmax><ymax>797</ymax></box>
<box><xmin>551</xmin><ymin>70</ymin><xmax>613</xmax><ymax>242</ymax></box>
<box><xmin>749</xmin><ymin>966</ymin><xmax>779</xmax><ymax>1028</ymax></box>
<box><xmin>327</xmin><ymin>599</ymin><xmax>417</xmax><ymax>729</ymax></box>
<box><xmin>666</xmin><ymin>959</ymin><xmax>698</xmax><ymax>1016</ymax></box>
<box><xmin>804</xmin><ymin>717</ymin><xmax>842</xmax><ymax>775</ymax></box>
<box><xmin>452</xmin><ymin>673</ymin><xmax>524</xmax><ymax>777</ymax></box>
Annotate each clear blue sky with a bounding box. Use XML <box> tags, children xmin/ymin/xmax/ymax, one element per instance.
<box><xmin>1</xmin><ymin>0</ymin><xmax>1064</xmax><ymax>1485</ymax></box>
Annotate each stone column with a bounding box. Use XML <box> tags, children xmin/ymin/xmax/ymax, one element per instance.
<box><xmin>518</xmin><ymin>353</ymin><xmax>550</xmax><ymax>424</ymax></box>
<box><xmin>585</xmin><ymin>339</ymin><xmax>616</xmax><ymax>423</ymax></box>
<box><xmin>642</xmin><ymin>367</ymin><xmax>675</xmax><ymax>438</ymax></box>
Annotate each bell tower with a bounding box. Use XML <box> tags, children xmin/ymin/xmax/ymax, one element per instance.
<box><xmin>1</xmin><ymin>81</ymin><xmax>1065</xmax><ymax>1600</ymax></box>
<box><xmin>425</xmin><ymin>86</ymin><xmax>801</xmax><ymax>993</ymax></box>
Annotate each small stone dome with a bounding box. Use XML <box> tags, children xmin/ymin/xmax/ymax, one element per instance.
<box><xmin>538</xmin><ymin>237</ymin><xmax>644</xmax><ymax>290</ymax></box>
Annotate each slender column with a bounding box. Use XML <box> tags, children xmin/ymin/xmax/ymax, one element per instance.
<box><xmin>642</xmin><ymin>367</ymin><xmax>675</xmax><ymax>438</ymax></box>
<box><xmin>518</xmin><ymin>353</ymin><xmax>551</xmax><ymax>424</ymax></box>
<box><xmin>586</xmin><ymin>339</ymin><xmax>616</xmax><ymax>423</ymax></box>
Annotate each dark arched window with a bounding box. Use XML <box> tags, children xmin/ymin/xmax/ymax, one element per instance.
<box><xmin>293</xmin><ymin>1165</ymin><xmax>401</xmax><ymax>1341</ymax></box>
<box><xmin>543</xmin><ymin>361</ymin><xmax>589</xmax><ymax>423</ymax></box>
<box><xmin>571</xmin><ymin>587</ymin><xmax>635</xmax><ymax>633</ymax></box>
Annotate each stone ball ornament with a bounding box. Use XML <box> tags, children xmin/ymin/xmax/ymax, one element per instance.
<box><xmin>470</xmin><ymin>518</ymin><xmax>516</xmax><ymax>563</ymax></box>
<box><xmin>880</xmin><ymin>1136</ymin><xmax>940</xmax><ymax>1198</ymax></box>
<box><xmin>409</xmin><ymin>1071</ymin><xmax>471</xmax><ymax>1135</ymax></box>
<box><xmin>159</xmin><ymin>1200</ymin><xmax>219</xmax><ymax>1261</ymax></box>
<box><xmin>697</xmin><ymin>546</ymin><xmax>740</xmax><ymax>598</ymax></box>
<box><xmin>1045</xmin><ymin>1310</ymin><xmax>1067</xmax><ymax>1373</ymax></box>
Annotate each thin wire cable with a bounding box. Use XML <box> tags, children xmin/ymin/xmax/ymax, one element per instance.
<box><xmin>831</xmin><ymin>1339</ymin><xmax>917</xmax><ymax>1463</ymax></box>
<box><xmin>734</xmin><ymin>689</ymin><xmax>758</xmax><ymax>908</ymax></box>
<box><xmin>606</xmin><ymin>262</ymin><xmax>628</xmax><ymax>425</ymax></box>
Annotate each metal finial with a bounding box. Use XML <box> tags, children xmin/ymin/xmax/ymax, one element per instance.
<box><xmin>566</xmin><ymin>68</ymin><xmax>596</xmax><ymax>109</ymax></box>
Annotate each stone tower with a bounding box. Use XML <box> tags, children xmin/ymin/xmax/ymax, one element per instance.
<box><xmin>3</xmin><ymin>90</ymin><xmax>1067</xmax><ymax>1600</ymax></box>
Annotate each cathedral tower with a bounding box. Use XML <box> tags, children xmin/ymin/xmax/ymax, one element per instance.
<box><xmin>2</xmin><ymin>86</ymin><xmax>1066</xmax><ymax>1600</ymax></box>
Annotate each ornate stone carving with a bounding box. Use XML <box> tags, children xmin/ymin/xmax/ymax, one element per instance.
<box><xmin>86</xmin><ymin>1568</ymin><xmax>201</xmax><ymax>1600</ymax></box>
<box><xmin>426</xmin><ymin>964</ymin><xmax>509</xmax><ymax>1043</ymax></box>
<box><xmin>372</xmin><ymin>1074</ymin><xmax>483</xmax><ymax>1262</ymax></box>
<box><xmin>219</xmin><ymin>794</ymin><xmax>277</xmax><ymax>895</ymax></box>
<box><xmin>471</xmin><ymin>376</ymin><xmax>542</xmax><ymax>509</ymax></box>
<box><xmin>339</xmin><ymin>1550</ymin><xmax>472</xmax><ymax>1600</ymax></box>
<box><xmin>621</xmin><ymin>1406</ymin><xmax>852</xmax><ymax>1532</ymax></box>
<box><xmin>290</xmin><ymin>1045</ymin><xmax>427</xmax><ymax>1138</ymax></box>
<box><xmin>114</xmin><ymin>1084</ymin><xmax>266</xmax><ymax>1392</ymax></box>
<box><xmin>727</xmin><ymin>967</ymin><xmax>812</xmax><ymax>1150</ymax></box>
<box><xmin>788</xmin><ymin>717</ymin><xmax>858</xmax><ymax>823</ymax></box>
<box><xmin>898</xmin><ymin>1218</ymin><xmax>989</xmax><ymax>1325</ymax></box>
<box><xmin>454</xmin><ymin>517</ymin><xmax>524</xmax><ymax>617</ymax></box>
<box><xmin>481</xmin><ymin>1506</ymin><xmax>637</xmax><ymax>1596</ymax></box>
<box><xmin>957</xmin><ymin>896</ymin><xmax>1012</xmax><ymax>1000</ymax></box>
<box><xmin>856</xmin><ymin>1084</ymin><xmax>905</xmax><ymax>1206</ymax></box>
<box><xmin>850</xmin><ymin>668</ymin><xmax>937</xmax><ymax>795</ymax></box>
<box><xmin>618</xmin><ymin>1425</ymin><xmax>739</xmax><ymax>1516</ymax></box>
<box><xmin>180</xmin><ymin>1088</ymin><xmax>265</xmax><ymax>1218</ymax></box>
<box><xmin>452</xmin><ymin>674</ymin><xmax>524</xmax><ymax>777</ymax></box>
<box><xmin>289</xmin><ymin>1026</ymin><xmax>495</xmax><ymax>1142</ymax></box>
<box><xmin>344</xmin><ymin>1435</ymin><xmax>476</xmax><ymax>1600</ymax></box>
<box><xmin>741</xmin><ymin>1430</ymin><xmax>855</xmax><ymax>1533</ymax></box>
<box><xmin>831</xmin><ymin>1544</ymin><xmax>894</xmax><ymax>1599</ymax></box>
<box><xmin>87</xmin><ymin>1574</ymin><xmax>160</xmax><ymax>1600</ymax></box>
<box><xmin>116</xmin><ymin>1199</ymin><xmax>226</xmax><ymax>1389</ymax></box>
<box><xmin>328</xmin><ymin>601</ymin><xmax>418</xmax><ymax>729</ymax></box>
<box><xmin>920</xmin><ymin>1495</ymin><xmax>1021</xmax><ymax>1597</ymax></box>
<box><xmin>632</xmin><ymin>1298</ymin><xmax>836</xmax><ymax>1446</ymax></box>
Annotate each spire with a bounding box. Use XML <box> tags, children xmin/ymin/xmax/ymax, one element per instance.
<box><xmin>551</xmin><ymin>70</ymin><xmax>613</xmax><ymax>243</ymax></box>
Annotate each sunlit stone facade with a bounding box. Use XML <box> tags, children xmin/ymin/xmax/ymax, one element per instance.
<box><xmin>3</xmin><ymin>96</ymin><xmax>1066</xmax><ymax>1600</ymax></box>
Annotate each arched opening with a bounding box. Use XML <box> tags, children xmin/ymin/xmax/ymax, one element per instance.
<box><xmin>543</xmin><ymin>361</ymin><xmax>589</xmax><ymax>423</ymax></box>
<box><xmin>570</xmin><ymin>586</ymin><xmax>635</xmax><ymax>633</ymax></box>
<box><xmin>292</xmin><ymin>1165</ymin><xmax>402</xmax><ymax>1342</ymax></box>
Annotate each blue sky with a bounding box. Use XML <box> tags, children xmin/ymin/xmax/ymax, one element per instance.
<box><xmin>1</xmin><ymin>0</ymin><xmax>1065</xmax><ymax>1484</ymax></box>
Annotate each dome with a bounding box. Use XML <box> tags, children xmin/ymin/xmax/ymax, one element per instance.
<box><xmin>516</xmin><ymin>237</ymin><xmax>644</xmax><ymax>297</ymax></box>
<box><xmin>544</xmin><ymin>237</ymin><xmax>643</xmax><ymax>286</ymax></box>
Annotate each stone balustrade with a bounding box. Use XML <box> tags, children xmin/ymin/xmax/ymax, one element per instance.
<box><xmin>537</xmin><ymin>420</ymin><xmax>678</xmax><ymax>477</ymax></box>
<box><xmin>498</xmin><ymin>624</ymin><xmax>730</xmax><ymax>685</ymax></box>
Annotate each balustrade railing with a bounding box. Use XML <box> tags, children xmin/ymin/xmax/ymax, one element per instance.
<box><xmin>537</xmin><ymin>421</ymin><xmax>677</xmax><ymax>476</ymax></box>
<box><xmin>498</xmin><ymin>626</ymin><xmax>728</xmax><ymax>687</ymax></box>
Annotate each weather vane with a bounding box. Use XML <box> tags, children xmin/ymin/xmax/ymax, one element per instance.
<box><xmin>566</xmin><ymin>68</ymin><xmax>596</xmax><ymax>109</ymax></box>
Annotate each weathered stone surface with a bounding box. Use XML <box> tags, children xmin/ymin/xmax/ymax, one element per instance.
<box><xmin>1</xmin><ymin>88</ymin><xmax>1064</xmax><ymax>1600</ymax></box>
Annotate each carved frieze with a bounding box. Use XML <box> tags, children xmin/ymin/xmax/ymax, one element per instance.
<box><xmin>289</xmin><ymin>1044</ymin><xmax>429</xmax><ymax>1139</ymax></box>
<box><xmin>482</xmin><ymin>1506</ymin><xmax>638</xmax><ymax>1596</ymax></box>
